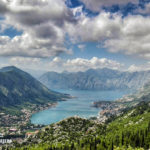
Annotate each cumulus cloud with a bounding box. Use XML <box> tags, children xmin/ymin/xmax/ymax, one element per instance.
<box><xmin>0</xmin><ymin>33</ymin><xmax>73</xmax><ymax>58</ymax></box>
<box><xmin>0</xmin><ymin>56</ymin><xmax>43</xmax><ymax>72</ymax></box>
<box><xmin>0</xmin><ymin>0</ymin><xmax>150</xmax><ymax>62</ymax></box>
<box><xmin>0</xmin><ymin>56</ymin><xmax>122</xmax><ymax>72</ymax></box>
<box><xmin>67</xmin><ymin>11</ymin><xmax>150</xmax><ymax>59</ymax></box>
<box><xmin>80</xmin><ymin>0</ymin><xmax>138</xmax><ymax>12</ymax></box>
<box><xmin>0</xmin><ymin>0</ymin><xmax>75</xmax><ymax>58</ymax></box>
<box><xmin>67</xmin><ymin>12</ymin><xmax>121</xmax><ymax>42</ymax></box>
<box><xmin>103</xmin><ymin>15</ymin><xmax>150</xmax><ymax>59</ymax></box>
<box><xmin>48</xmin><ymin>57</ymin><xmax>123</xmax><ymax>72</ymax></box>
<box><xmin>0</xmin><ymin>1</ymin><xmax>8</xmax><ymax>14</ymax></box>
<box><xmin>128</xmin><ymin>63</ymin><xmax>150</xmax><ymax>72</ymax></box>
<box><xmin>136</xmin><ymin>3</ymin><xmax>150</xmax><ymax>15</ymax></box>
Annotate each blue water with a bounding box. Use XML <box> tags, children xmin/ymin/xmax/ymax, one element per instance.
<box><xmin>31</xmin><ymin>89</ymin><xmax>129</xmax><ymax>125</ymax></box>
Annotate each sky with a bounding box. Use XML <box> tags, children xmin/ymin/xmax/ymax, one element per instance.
<box><xmin>0</xmin><ymin>0</ymin><xmax>150</xmax><ymax>73</ymax></box>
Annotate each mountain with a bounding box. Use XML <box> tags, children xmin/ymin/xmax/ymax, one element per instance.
<box><xmin>92</xmin><ymin>79</ymin><xmax>150</xmax><ymax>120</ymax></box>
<box><xmin>116</xmin><ymin>79</ymin><xmax>150</xmax><ymax>106</ymax></box>
<box><xmin>8</xmin><ymin>68</ymin><xmax>150</xmax><ymax>150</ymax></box>
<box><xmin>39</xmin><ymin>68</ymin><xmax>150</xmax><ymax>90</ymax></box>
<box><xmin>0</xmin><ymin>66</ymin><xmax>69</xmax><ymax>108</ymax></box>
<box><xmin>8</xmin><ymin>72</ymin><xmax>150</xmax><ymax>150</ymax></box>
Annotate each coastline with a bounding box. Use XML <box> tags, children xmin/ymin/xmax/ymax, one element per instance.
<box><xmin>0</xmin><ymin>102</ymin><xmax>60</xmax><ymax>147</ymax></box>
<box><xmin>29</xmin><ymin>102</ymin><xmax>58</xmax><ymax>117</ymax></box>
<box><xmin>29</xmin><ymin>95</ymin><xmax>74</xmax><ymax>124</ymax></box>
<box><xmin>0</xmin><ymin>99</ymin><xmax>67</xmax><ymax>140</ymax></box>
<box><xmin>92</xmin><ymin>92</ymin><xmax>138</xmax><ymax>124</ymax></box>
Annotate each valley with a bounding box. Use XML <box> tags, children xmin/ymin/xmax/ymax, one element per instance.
<box><xmin>0</xmin><ymin>0</ymin><xmax>150</xmax><ymax>149</ymax></box>
<box><xmin>0</xmin><ymin>66</ymin><xmax>150</xmax><ymax>149</ymax></box>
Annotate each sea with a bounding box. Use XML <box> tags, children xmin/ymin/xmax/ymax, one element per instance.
<box><xmin>31</xmin><ymin>89</ymin><xmax>130</xmax><ymax>125</ymax></box>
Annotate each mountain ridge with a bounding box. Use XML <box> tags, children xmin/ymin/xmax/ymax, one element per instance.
<box><xmin>0</xmin><ymin>66</ymin><xmax>69</xmax><ymax>108</ymax></box>
<box><xmin>39</xmin><ymin>68</ymin><xmax>150</xmax><ymax>90</ymax></box>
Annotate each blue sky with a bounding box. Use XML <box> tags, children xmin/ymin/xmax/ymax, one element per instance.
<box><xmin>0</xmin><ymin>0</ymin><xmax>150</xmax><ymax>73</ymax></box>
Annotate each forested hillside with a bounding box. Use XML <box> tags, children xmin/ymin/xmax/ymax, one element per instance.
<box><xmin>0</xmin><ymin>66</ymin><xmax>69</xmax><ymax>114</ymax></box>
<box><xmin>10</xmin><ymin>101</ymin><xmax>150</xmax><ymax>150</ymax></box>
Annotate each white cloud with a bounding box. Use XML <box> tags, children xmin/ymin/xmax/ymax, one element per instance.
<box><xmin>0</xmin><ymin>33</ymin><xmax>73</xmax><ymax>58</ymax></box>
<box><xmin>67</xmin><ymin>12</ymin><xmax>122</xmax><ymax>43</ymax></box>
<box><xmin>0</xmin><ymin>0</ymin><xmax>150</xmax><ymax>62</ymax></box>
<box><xmin>67</xmin><ymin>11</ymin><xmax>150</xmax><ymax>59</ymax></box>
<box><xmin>48</xmin><ymin>57</ymin><xmax>123</xmax><ymax>72</ymax></box>
<box><xmin>8</xmin><ymin>57</ymin><xmax>42</xmax><ymax>69</ymax></box>
<box><xmin>128</xmin><ymin>63</ymin><xmax>150</xmax><ymax>72</ymax></box>
<box><xmin>136</xmin><ymin>3</ymin><xmax>150</xmax><ymax>15</ymax></box>
<box><xmin>0</xmin><ymin>56</ymin><xmax>122</xmax><ymax>72</ymax></box>
<box><xmin>4</xmin><ymin>56</ymin><xmax>150</xmax><ymax>73</ymax></box>
<box><xmin>80</xmin><ymin>0</ymin><xmax>138</xmax><ymax>12</ymax></box>
<box><xmin>104</xmin><ymin>15</ymin><xmax>150</xmax><ymax>59</ymax></box>
<box><xmin>0</xmin><ymin>0</ymin><xmax>75</xmax><ymax>58</ymax></box>
<box><xmin>72</xmin><ymin>6</ymin><xmax>83</xmax><ymax>18</ymax></box>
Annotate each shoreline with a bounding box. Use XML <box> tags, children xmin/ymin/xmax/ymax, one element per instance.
<box><xmin>0</xmin><ymin>101</ymin><xmax>64</xmax><ymax>139</ymax></box>
<box><xmin>29</xmin><ymin>95</ymin><xmax>76</xmax><ymax>124</ymax></box>
<box><xmin>28</xmin><ymin>95</ymin><xmax>74</xmax><ymax>124</ymax></box>
<box><xmin>30</xmin><ymin>102</ymin><xmax>58</xmax><ymax>116</ymax></box>
<box><xmin>28</xmin><ymin>102</ymin><xmax>58</xmax><ymax>124</ymax></box>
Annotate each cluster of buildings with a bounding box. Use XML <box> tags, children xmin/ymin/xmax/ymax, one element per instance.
<box><xmin>94</xmin><ymin>101</ymin><xmax>125</xmax><ymax>123</ymax></box>
<box><xmin>0</xmin><ymin>103</ymin><xmax>49</xmax><ymax>148</ymax></box>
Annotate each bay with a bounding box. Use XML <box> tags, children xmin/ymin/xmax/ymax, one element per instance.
<box><xmin>31</xmin><ymin>89</ymin><xmax>130</xmax><ymax>125</ymax></box>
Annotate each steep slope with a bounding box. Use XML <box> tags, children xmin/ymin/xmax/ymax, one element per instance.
<box><xmin>116</xmin><ymin>80</ymin><xmax>150</xmax><ymax>106</ymax></box>
<box><xmin>92</xmin><ymin>80</ymin><xmax>150</xmax><ymax>120</ymax></box>
<box><xmin>0</xmin><ymin>66</ymin><xmax>69</xmax><ymax>108</ymax></box>
<box><xmin>39</xmin><ymin>68</ymin><xmax>150</xmax><ymax>90</ymax></box>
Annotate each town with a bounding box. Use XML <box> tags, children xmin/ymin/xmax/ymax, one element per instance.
<box><xmin>0</xmin><ymin>103</ymin><xmax>57</xmax><ymax>148</ymax></box>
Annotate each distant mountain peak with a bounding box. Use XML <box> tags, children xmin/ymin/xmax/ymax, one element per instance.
<box><xmin>39</xmin><ymin>68</ymin><xmax>150</xmax><ymax>91</ymax></box>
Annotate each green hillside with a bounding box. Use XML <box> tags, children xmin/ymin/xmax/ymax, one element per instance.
<box><xmin>0</xmin><ymin>66</ymin><xmax>69</xmax><ymax>114</ymax></box>
<box><xmin>9</xmin><ymin>101</ymin><xmax>150</xmax><ymax>150</ymax></box>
